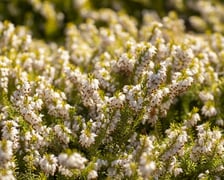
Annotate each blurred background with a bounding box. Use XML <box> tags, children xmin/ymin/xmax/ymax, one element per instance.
<box><xmin>0</xmin><ymin>0</ymin><xmax>224</xmax><ymax>41</ymax></box>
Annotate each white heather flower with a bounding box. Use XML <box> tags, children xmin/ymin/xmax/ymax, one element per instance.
<box><xmin>1</xmin><ymin>120</ymin><xmax>19</xmax><ymax>139</ymax></box>
<box><xmin>0</xmin><ymin>170</ymin><xmax>16</xmax><ymax>180</ymax></box>
<box><xmin>198</xmin><ymin>173</ymin><xmax>206</xmax><ymax>179</ymax></box>
<box><xmin>181</xmin><ymin>77</ymin><xmax>193</xmax><ymax>87</ymax></box>
<box><xmin>58</xmin><ymin>165</ymin><xmax>73</xmax><ymax>177</ymax></box>
<box><xmin>177</xmin><ymin>131</ymin><xmax>188</xmax><ymax>144</ymax></box>
<box><xmin>199</xmin><ymin>91</ymin><xmax>214</xmax><ymax>102</ymax></box>
<box><xmin>157</xmin><ymin>42</ymin><xmax>169</xmax><ymax>59</ymax></box>
<box><xmin>39</xmin><ymin>154</ymin><xmax>58</xmax><ymax>175</ymax></box>
<box><xmin>186</xmin><ymin>64</ymin><xmax>199</xmax><ymax>77</ymax></box>
<box><xmin>123</xmin><ymin>162</ymin><xmax>134</xmax><ymax>177</ymax></box>
<box><xmin>166</xmin><ymin>129</ymin><xmax>178</xmax><ymax>140</ymax></box>
<box><xmin>0</xmin><ymin>140</ymin><xmax>13</xmax><ymax>162</ymax></box>
<box><xmin>191</xmin><ymin>113</ymin><xmax>200</xmax><ymax>124</ymax></box>
<box><xmin>1</xmin><ymin>120</ymin><xmax>19</xmax><ymax>150</ymax></box>
<box><xmin>186</xmin><ymin>113</ymin><xmax>200</xmax><ymax>127</ymax></box>
<box><xmin>216</xmin><ymin>119</ymin><xmax>224</xmax><ymax>126</ymax></box>
<box><xmin>198</xmin><ymin>170</ymin><xmax>210</xmax><ymax>179</ymax></box>
<box><xmin>58</xmin><ymin>48</ymin><xmax>70</xmax><ymax>62</ymax></box>
<box><xmin>22</xmin><ymin>81</ymin><xmax>31</xmax><ymax>94</ymax></box>
<box><xmin>32</xmin><ymin>98</ymin><xmax>43</xmax><ymax>110</ymax></box>
<box><xmin>58</xmin><ymin>153</ymin><xmax>67</xmax><ymax>165</ymax></box>
<box><xmin>147</xmin><ymin>62</ymin><xmax>167</xmax><ymax>93</ymax></box>
<box><xmin>201</xmin><ymin>104</ymin><xmax>217</xmax><ymax>117</ymax></box>
<box><xmin>123</xmin><ymin>84</ymin><xmax>143</xmax><ymax>111</ymax></box>
<box><xmin>90</xmin><ymin>78</ymin><xmax>99</xmax><ymax>90</ymax></box>
<box><xmin>79</xmin><ymin>129</ymin><xmax>97</xmax><ymax>147</ymax></box>
<box><xmin>143</xmin><ymin>107</ymin><xmax>159</xmax><ymax>125</ymax></box>
<box><xmin>162</xmin><ymin>128</ymin><xmax>188</xmax><ymax>160</ymax></box>
<box><xmin>139</xmin><ymin>159</ymin><xmax>156</xmax><ymax>178</ymax></box>
<box><xmin>73</xmin><ymin>0</ymin><xmax>87</xmax><ymax>8</ymax></box>
<box><xmin>96</xmin><ymin>159</ymin><xmax>108</xmax><ymax>170</ymax></box>
<box><xmin>115</xmin><ymin>53</ymin><xmax>135</xmax><ymax>73</ymax></box>
<box><xmin>54</xmin><ymin>125</ymin><xmax>71</xmax><ymax>144</ymax></box>
<box><xmin>58</xmin><ymin>152</ymin><xmax>87</xmax><ymax>169</ymax></box>
<box><xmin>140</xmin><ymin>136</ymin><xmax>155</xmax><ymax>151</ymax></box>
<box><xmin>174</xmin><ymin>168</ymin><xmax>183</xmax><ymax>177</ymax></box>
<box><xmin>100</xmin><ymin>28</ymin><xmax>115</xmax><ymax>45</ymax></box>
<box><xmin>169</xmin><ymin>156</ymin><xmax>183</xmax><ymax>177</ymax></box>
<box><xmin>196</xmin><ymin>124</ymin><xmax>205</xmax><ymax>134</ymax></box>
<box><xmin>87</xmin><ymin>170</ymin><xmax>98</xmax><ymax>180</ymax></box>
<box><xmin>150</xmin><ymin>89</ymin><xmax>163</xmax><ymax>106</ymax></box>
<box><xmin>191</xmin><ymin>124</ymin><xmax>223</xmax><ymax>158</ymax></box>
<box><xmin>108</xmin><ymin>93</ymin><xmax>125</xmax><ymax>108</ymax></box>
<box><xmin>23</xmin><ymin>110</ymin><xmax>42</xmax><ymax>125</ymax></box>
<box><xmin>172</xmin><ymin>45</ymin><xmax>193</xmax><ymax>63</ymax></box>
<box><xmin>24</xmin><ymin>130</ymin><xmax>47</xmax><ymax>150</ymax></box>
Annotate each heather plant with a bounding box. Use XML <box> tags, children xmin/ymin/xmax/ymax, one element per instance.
<box><xmin>0</xmin><ymin>0</ymin><xmax>223</xmax><ymax>180</ymax></box>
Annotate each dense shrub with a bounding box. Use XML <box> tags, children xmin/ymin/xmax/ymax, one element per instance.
<box><xmin>0</xmin><ymin>0</ymin><xmax>223</xmax><ymax>179</ymax></box>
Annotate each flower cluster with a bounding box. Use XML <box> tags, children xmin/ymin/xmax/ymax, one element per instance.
<box><xmin>0</xmin><ymin>1</ymin><xmax>224</xmax><ymax>179</ymax></box>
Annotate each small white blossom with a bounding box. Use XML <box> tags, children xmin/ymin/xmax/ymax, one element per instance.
<box><xmin>0</xmin><ymin>170</ymin><xmax>16</xmax><ymax>180</ymax></box>
<box><xmin>139</xmin><ymin>159</ymin><xmax>156</xmax><ymax>178</ymax></box>
<box><xmin>80</xmin><ymin>129</ymin><xmax>97</xmax><ymax>147</ymax></box>
<box><xmin>58</xmin><ymin>152</ymin><xmax>87</xmax><ymax>169</ymax></box>
<box><xmin>39</xmin><ymin>154</ymin><xmax>58</xmax><ymax>175</ymax></box>
<box><xmin>0</xmin><ymin>140</ymin><xmax>13</xmax><ymax>162</ymax></box>
<box><xmin>199</xmin><ymin>91</ymin><xmax>214</xmax><ymax>102</ymax></box>
<box><xmin>87</xmin><ymin>170</ymin><xmax>98</xmax><ymax>180</ymax></box>
<box><xmin>201</xmin><ymin>104</ymin><xmax>217</xmax><ymax>117</ymax></box>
